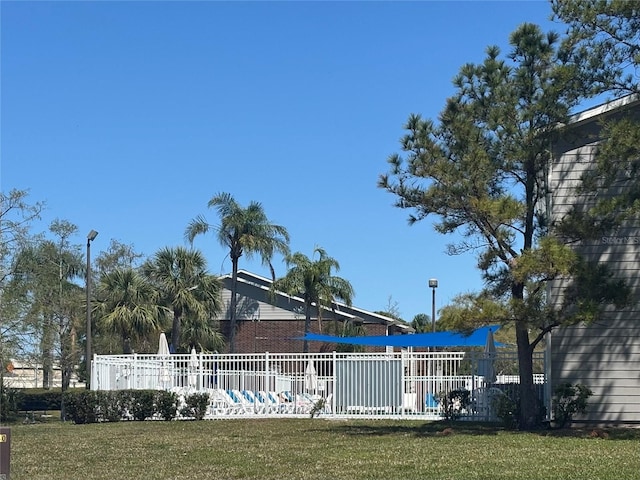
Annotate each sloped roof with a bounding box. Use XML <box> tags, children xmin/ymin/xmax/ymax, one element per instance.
<box><xmin>219</xmin><ymin>269</ymin><xmax>413</xmax><ymax>332</ymax></box>
<box><xmin>563</xmin><ymin>93</ymin><xmax>640</xmax><ymax>128</ymax></box>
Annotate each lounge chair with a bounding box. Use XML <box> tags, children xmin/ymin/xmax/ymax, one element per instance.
<box><xmin>241</xmin><ymin>390</ymin><xmax>268</xmax><ymax>414</ymax></box>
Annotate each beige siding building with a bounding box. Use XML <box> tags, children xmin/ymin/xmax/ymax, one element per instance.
<box><xmin>549</xmin><ymin>95</ymin><xmax>640</xmax><ymax>424</ymax></box>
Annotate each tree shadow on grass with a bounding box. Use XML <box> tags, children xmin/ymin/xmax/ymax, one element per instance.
<box><xmin>538</xmin><ymin>426</ymin><xmax>640</xmax><ymax>440</ymax></box>
<box><xmin>329</xmin><ymin>420</ymin><xmax>503</xmax><ymax>438</ymax></box>
<box><xmin>323</xmin><ymin>420</ymin><xmax>640</xmax><ymax>441</ymax></box>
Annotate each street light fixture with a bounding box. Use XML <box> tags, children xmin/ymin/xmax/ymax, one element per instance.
<box><xmin>427</xmin><ymin>278</ymin><xmax>439</xmax><ymax>399</ymax></box>
<box><xmin>86</xmin><ymin>229</ymin><xmax>98</xmax><ymax>389</ymax></box>
<box><xmin>428</xmin><ymin>278</ymin><xmax>438</xmax><ymax>333</ymax></box>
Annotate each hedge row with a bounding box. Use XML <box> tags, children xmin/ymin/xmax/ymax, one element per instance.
<box><xmin>20</xmin><ymin>389</ymin><xmax>63</xmax><ymax>411</ymax></box>
<box><xmin>63</xmin><ymin>390</ymin><xmax>210</xmax><ymax>424</ymax></box>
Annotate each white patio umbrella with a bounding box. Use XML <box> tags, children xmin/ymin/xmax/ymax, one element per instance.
<box><xmin>158</xmin><ymin>333</ymin><xmax>170</xmax><ymax>356</ymax></box>
<box><xmin>188</xmin><ymin>348</ymin><xmax>199</xmax><ymax>390</ymax></box>
<box><xmin>477</xmin><ymin>328</ymin><xmax>497</xmax><ymax>385</ymax></box>
<box><xmin>304</xmin><ymin>360</ymin><xmax>318</xmax><ymax>393</ymax></box>
<box><xmin>157</xmin><ymin>333</ymin><xmax>171</xmax><ymax>389</ymax></box>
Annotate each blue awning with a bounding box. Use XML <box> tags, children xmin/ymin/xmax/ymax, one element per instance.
<box><xmin>298</xmin><ymin>325</ymin><xmax>502</xmax><ymax>348</ymax></box>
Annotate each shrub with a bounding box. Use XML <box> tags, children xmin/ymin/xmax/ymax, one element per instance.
<box><xmin>96</xmin><ymin>391</ymin><xmax>124</xmax><ymax>423</ymax></box>
<box><xmin>155</xmin><ymin>391</ymin><xmax>178</xmax><ymax>421</ymax></box>
<box><xmin>64</xmin><ymin>391</ymin><xmax>99</xmax><ymax>424</ymax></box>
<box><xmin>492</xmin><ymin>392</ymin><xmax>518</xmax><ymax>429</ymax></box>
<box><xmin>552</xmin><ymin>383</ymin><xmax>593</xmax><ymax>428</ymax></box>
<box><xmin>438</xmin><ymin>389</ymin><xmax>470</xmax><ymax>421</ymax></box>
<box><xmin>19</xmin><ymin>389</ymin><xmax>62</xmax><ymax>411</ymax></box>
<box><xmin>0</xmin><ymin>384</ymin><xmax>22</xmax><ymax>422</ymax></box>
<box><xmin>180</xmin><ymin>393</ymin><xmax>210</xmax><ymax>420</ymax></box>
<box><xmin>309</xmin><ymin>398</ymin><xmax>326</xmax><ymax>418</ymax></box>
<box><xmin>130</xmin><ymin>390</ymin><xmax>156</xmax><ymax>421</ymax></box>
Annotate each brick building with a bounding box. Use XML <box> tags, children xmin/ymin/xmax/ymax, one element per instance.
<box><xmin>218</xmin><ymin>270</ymin><xmax>413</xmax><ymax>353</ymax></box>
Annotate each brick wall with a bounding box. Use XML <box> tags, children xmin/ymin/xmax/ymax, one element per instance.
<box><xmin>223</xmin><ymin>320</ymin><xmax>390</xmax><ymax>353</ymax></box>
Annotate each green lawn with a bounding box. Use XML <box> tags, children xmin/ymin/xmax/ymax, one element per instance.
<box><xmin>7</xmin><ymin>419</ymin><xmax>640</xmax><ymax>480</ymax></box>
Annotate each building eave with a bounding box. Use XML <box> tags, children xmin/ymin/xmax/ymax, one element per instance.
<box><xmin>219</xmin><ymin>269</ymin><xmax>414</xmax><ymax>331</ymax></box>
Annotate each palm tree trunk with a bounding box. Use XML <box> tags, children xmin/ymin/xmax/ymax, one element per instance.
<box><xmin>171</xmin><ymin>310</ymin><xmax>181</xmax><ymax>354</ymax></box>
<box><xmin>303</xmin><ymin>302</ymin><xmax>312</xmax><ymax>353</ymax></box>
<box><xmin>316</xmin><ymin>305</ymin><xmax>324</xmax><ymax>333</ymax></box>
<box><xmin>228</xmin><ymin>258</ymin><xmax>239</xmax><ymax>353</ymax></box>
<box><xmin>122</xmin><ymin>333</ymin><xmax>133</xmax><ymax>354</ymax></box>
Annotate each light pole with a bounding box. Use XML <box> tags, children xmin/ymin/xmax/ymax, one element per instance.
<box><xmin>428</xmin><ymin>278</ymin><xmax>438</xmax><ymax>332</ymax></box>
<box><xmin>86</xmin><ymin>229</ymin><xmax>98</xmax><ymax>389</ymax></box>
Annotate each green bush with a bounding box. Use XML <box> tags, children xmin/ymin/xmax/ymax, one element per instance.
<box><xmin>155</xmin><ymin>391</ymin><xmax>178</xmax><ymax>421</ymax></box>
<box><xmin>19</xmin><ymin>389</ymin><xmax>63</xmax><ymax>411</ymax></box>
<box><xmin>492</xmin><ymin>392</ymin><xmax>518</xmax><ymax>429</ymax></box>
<box><xmin>489</xmin><ymin>386</ymin><xmax>547</xmax><ymax>430</ymax></box>
<box><xmin>309</xmin><ymin>398</ymin><xmax>326</xmax><ymax>418</ymax></box>
<box><xmin>180</xmin><ymin>393</ymin><xmax>210</xmax><ymax>420</ymax></box>
<box><xmin>0</xmin><ymin>384</ymin><xmax>22</xmax><ymax>422</ymax></box>
<box><xmin>96</xmin><ymin>391</ymin><xmax>125</xmax><ymax>423</ymax></box>
<box><xmin>128</xmin><ymin>390</ymin><xmax>156</xmax><ymax>421</ymax></box>
<box><xmin>64</xmin><ymin>391</ymin><xmax>99</xmax><ymax>424</ymax></box>
<box><xmin>438</xmin><ymin>389</ymin><xmax>470</xmax><ymax>421</ymax></box>
<box><xmin>63</xmin><ymin>389</ymin><xmax>200</xmax><ymax>423</ymax></box>
<box><xmin>552</xmin><ymin>383</ymin><xmax>593</xmax><ymax>428</ymax></box>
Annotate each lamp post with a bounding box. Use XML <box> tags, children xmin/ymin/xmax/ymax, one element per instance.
<box><xmin>428</xmin><ymin>278</ymin><xmax>438</xmax><ymax>332</ymax></box>
<box><xmin>85</xmin><ymin>229</ymin><xmax>98</xmax><ymax>389</ymax></box>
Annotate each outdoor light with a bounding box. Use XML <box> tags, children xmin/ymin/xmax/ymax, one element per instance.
<box><xmin>428</xmin><ymin>278</ymin><xmax>438</xmax><ymax>333</ymax></box>
<box><xmin>86</xmin><ymin>229</ymin><xmax>98</xmax><ymax>389</ymax></box>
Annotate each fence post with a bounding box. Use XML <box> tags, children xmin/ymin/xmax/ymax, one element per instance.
<box><xmin>400</xmin><ymin>349</ymin><xmax>406</xmax><ymax>416</ymax></box>
<box><xmin>332</xmin><ymin>351</ymin><xmax>337</xmax><ymax>415</ymax></box>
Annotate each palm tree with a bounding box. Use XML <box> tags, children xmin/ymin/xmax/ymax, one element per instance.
<box><xmin>185</xmin><ymin>192</ymin><xmax>289</xmax><ymax>352</ymax></box>
<box><xmin>96</xmin><ymin>268</ymin><xmax>167</xmax><ymax>353</ymax></box>
<box><xmin>181</xmin><ymin>315</ymin><xmax>226</xmax><ymax>353</ymax></box>
<box><xmin>143</xmin><ymin>247</ymin><xmax>223</xmax><ymax>353</ymax></box>
<box><xmin>334</xmin><ymin>319</ymin><xmax>367</xmax><ymax>353</ymax></box>
<box><xmin>411</xmin><ymin>313</ymin><xmax>432</xmax><ymax>333</ymax></box>
<box><xmin>272</xmin><ymin>247</ymin><xmax>354</xmax><ymax>353</ymax></box>
<box><xmin>14</xmin><ymin>233</ymin><xmax>85</xmax><ymax>389</ymax></box>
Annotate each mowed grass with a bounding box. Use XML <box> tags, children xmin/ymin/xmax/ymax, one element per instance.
<box><xmin>8</xmin><ymin>419</ymin><xmax>640</xmax><ymax>480</ymax></box>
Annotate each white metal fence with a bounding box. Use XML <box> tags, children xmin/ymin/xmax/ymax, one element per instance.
<box><xmin>92</xmin><ymin>350</ymin><xmax>547</xmax><ymax>421</ymax></box>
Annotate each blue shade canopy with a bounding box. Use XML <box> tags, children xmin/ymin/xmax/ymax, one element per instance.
<box><xmin>298</xmin><ymin>325</ymin><xmax>502</xmax><ymax>348</ymax></box>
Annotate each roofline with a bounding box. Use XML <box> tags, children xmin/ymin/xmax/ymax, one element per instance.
<box><xmin>220</xmin><ymin>269</ymin><xmax>413</xmax><ymax>330</ymax></box>
<box><xmin>565</xmin><ymin>93</ymin><xmax>640</xmax><ymax>128</ymax></box>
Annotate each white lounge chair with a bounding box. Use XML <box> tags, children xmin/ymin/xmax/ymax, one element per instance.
<box><xmin>258</xmin><ymin>391</ymin><xmax>281</xmax><ymax>414</ymax></box>
<box><xmin>229</xmin><ymin>389</ymin><xmax>256</xmax><ymax>414</ymax></box>
<box><xmin>241</xmin><ymin>390</ymin><xmax>268</xmax><ymax>414</ymax></box>
<box><xmin>208</xmin><ymin>389</ymin><xmax>243</xmax><ymax>416</ymax></box>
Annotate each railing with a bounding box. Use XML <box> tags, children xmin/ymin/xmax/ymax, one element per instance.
<box><xmin>92</xmin><ymin>350</ymin><xmax>547</xmax><ymax>421</ymax></box>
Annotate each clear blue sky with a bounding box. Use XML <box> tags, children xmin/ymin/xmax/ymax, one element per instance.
<box><xmin>1</xmin><ymin>1</ymin><xmax>563</xmax><ymax>322</ymax></box>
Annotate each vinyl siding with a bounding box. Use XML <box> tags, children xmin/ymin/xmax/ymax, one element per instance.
<box><xmin>549</xmin><ymin>98</ymin><xmax>640</xmax><ymax>424</ymax></box>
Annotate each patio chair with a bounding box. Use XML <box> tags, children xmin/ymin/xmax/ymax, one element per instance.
<box><xmin>277</xmin><ymin>391</ymin><xmax>298</xmax><ymax>414</ymax></box>
<box><xmin>258</xmin><ymin>391</ymin><xmax>281</xmax><ymax>414</ymax></box>
<box><xmin>208</xmin><ymin>389</ymin><xmax>243</xmax><ymax>416</ymax></box>
<box><xmin>294</xmin><ymin>393</ymin><xmax>315</xmax><ymax>414</ymax></box>
<box><xmin>206</xmin><ymin>389</ymin><xmax>228</xmax><ymax>416</ymax></box>
<box><xmin>229</xmin><ymin>389</ymin><xmax>256</xmax><ymax>414</ymax></box>
<box><xmin>425</xmin><ymin>393</ymin><xmax>440</xmax><ymax>415</ymax></box>
<box><xmin>241</xmin><ymin>390</ymin><xmax>268</xmax><ymax>414</ymax></box>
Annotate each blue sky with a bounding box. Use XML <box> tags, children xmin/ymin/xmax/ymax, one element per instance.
<box><xmin>1</xmin><ymin>1</ymin><xmax>563</xmax><ymax>322</ymax></box>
